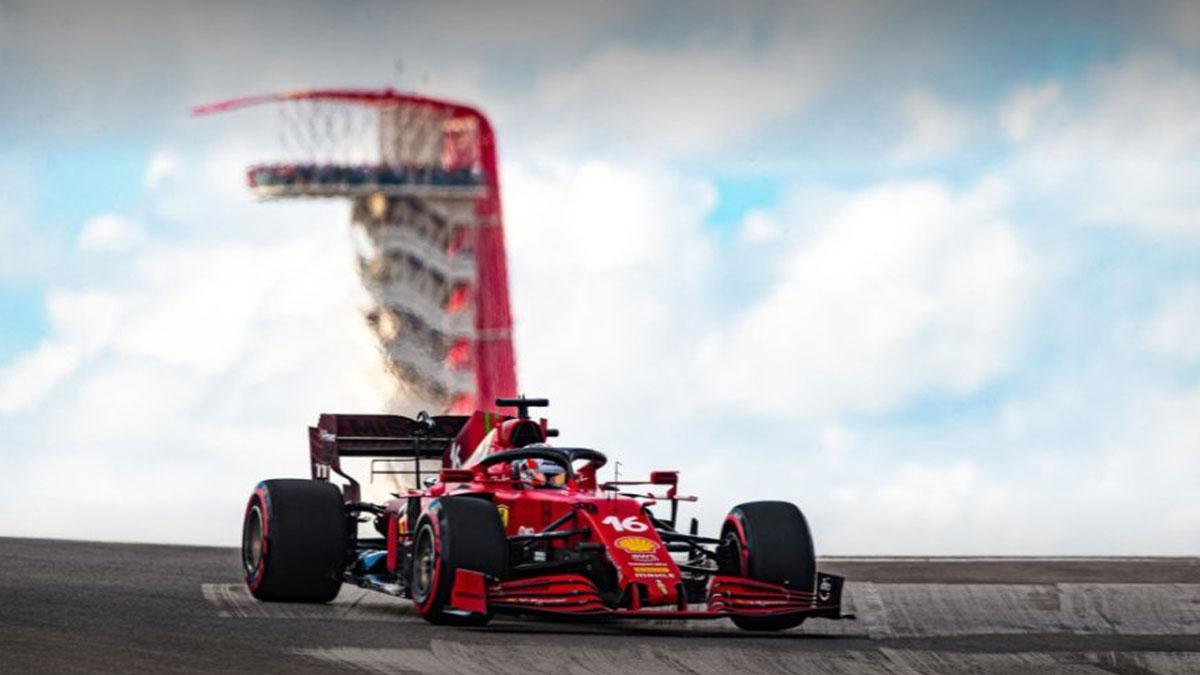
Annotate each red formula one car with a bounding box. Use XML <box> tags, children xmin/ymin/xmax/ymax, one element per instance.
<box><xmin>241</xmin><ymin>397</ymin><xmax>848</xmax><ymax>630</ymax></box>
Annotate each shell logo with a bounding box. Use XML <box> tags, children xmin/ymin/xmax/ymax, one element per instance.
<box><xmin>615</xmin><ymin>536</ymin><xmax>658</xmax><ymax>554</ymax></box>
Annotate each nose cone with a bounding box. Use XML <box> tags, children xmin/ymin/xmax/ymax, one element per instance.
<box><xmin>582</xmin><ymin>498</ymin><xmax>681</xmax><ymax>608</ymax></box>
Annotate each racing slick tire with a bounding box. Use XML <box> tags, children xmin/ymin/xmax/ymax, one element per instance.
<box><xmin>411</xmin><ymin>497</ymin><xmax>508</xmax><ymax>626</ymax></box>
<box><xmin>720</xmin><ymin>500</ymin><xmax>816</xmax><ymax>631</ymax></box>
<box><xmin>242</xmin><ymin>479</ymin><xmax>348</xmax><ymax>603</ymax></box>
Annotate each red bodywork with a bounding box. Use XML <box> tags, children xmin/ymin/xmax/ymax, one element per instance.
<box><xmin>309</xmin><ymin>407</ymin><xmax>846</xmax><ymax>622</ymax></box>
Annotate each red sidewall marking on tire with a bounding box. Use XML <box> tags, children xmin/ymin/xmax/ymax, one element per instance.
<box><xmin>245</xmin><ymin>487</ymin><xmax>270</xmax><ymax>592</ymax></box>
<box><xmin>415</xmin><ymin>504</ymin><xmax>443</xmax><ymax>615</ymax></box>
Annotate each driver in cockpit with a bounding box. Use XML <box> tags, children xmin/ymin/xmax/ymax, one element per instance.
<box><xmin>512</xmin><ymin>453</ymin><xmax>566</xmax><ymax>487</ymax></box>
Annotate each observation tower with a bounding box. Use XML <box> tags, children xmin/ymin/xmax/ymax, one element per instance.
<box><xmin>194</xmin><ymin>90</ymin><xmax>517</xmax><ymax>413</ymax></box>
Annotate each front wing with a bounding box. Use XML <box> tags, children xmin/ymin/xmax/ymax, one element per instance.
<box><xmin>472</xmin><ymin>571</ymin><xmax>849</xmax><ymax>621</ymax></box>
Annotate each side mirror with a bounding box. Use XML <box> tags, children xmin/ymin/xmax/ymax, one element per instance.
<box><xmin>650</xmin><ymin>471</ymin><xmax>678</xmax><ymax>486</ymax></box>
<box><xmin>439</xmin><ymin>469</ymin><xmax>474</xmax><ymax>483</ymax></box>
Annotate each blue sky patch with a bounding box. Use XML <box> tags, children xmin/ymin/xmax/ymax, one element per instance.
<box><xmin>0</xmin><ymin>285</ymin><xmax>46</xmax><ymax>363</ymax></box>
<box><xmin>32</xmin><ymin>144</ymin><xmax>149</xmax><ymax>236</ymax></box>
<box><xmin>704</xmin><ymin>174</ymin><xmax>780</xmax><ymax>230</ymax></box>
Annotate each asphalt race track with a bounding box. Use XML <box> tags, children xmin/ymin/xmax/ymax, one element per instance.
<box><xmin>1</xmin><ymin>537</ymin><xmax>1198</xmax><ymax>673</ymax></box>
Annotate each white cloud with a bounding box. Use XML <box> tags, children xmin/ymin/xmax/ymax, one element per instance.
<box><xmin>861</xmin><ymin>461</ymin><xmax>984</xmax><ymax>546</ymax></box>
<box><xmin>1076</xmin><ymin>383</ymin><xmax>1200</xmax><ymax>552</ymax></box>
<box><xmin>997</xmin><ymin>81</ymin><xmax>1063</xmax><ymax>142</ymax></box>
<box><xmin>890</xmin><ymin>90</ymin><xmax>972</xmax><ymax>164</ymax></box>
<box><xmin>0</xmin><ymin>342</ymin><xmax>78</xmax><ymax>413</ymax></box>
<box><xmin>678</xmin><ymin>375</ymin><xmax>1200</xmax><ymax>555</ymax></box>
<box><xmin>503</xmin><ymin>159</ymin><xmax>715</xmax><ymax>441</ymax></box>
<box><xmin>0</xmin><ymin>140</ymin><xmax>390</xmax><ymax>543</ymax></box>
<box><xmin>1007</xmin><ymin>53</ymin><xmax>1200</xmax><ymax>238</ymax></box>
<box><xmin>0</xmin><ymin>156</ymin><xmax>61</xmax><ymax>280</ymax></box>
<box><xmin>507</xmin><ymin>161</ymin><xmax>712</xmax><ymax>273</ymax></box>
<box><xmin>77</xmin><ymin>214</ymin><xmax>145</xmax><ymax>253</ymax></box>
<box><xmin>740</xmin><ymin>209</ymin><xmax>783</xmax><ymax>242</ymax></box>
<box><xmin>1144</xmin><ymin>284</ymin><xmax>1200</xmax><ymax>361</ymax></box>
<box><xmin>144</xmin><ymin>148</ymin><xmax>183</xmax><ymax>189</ymax></box>
<box><xmin>699</xmin><ymin>178</ymin><xmax>1033</xmax><ymax>417</ymax></box>
<box><xmin>112</xmin><ymin>244</ymin><xmax>281</xmax><ymax>374</ymax></box>
<box><xmin>0</xmin><ymin>219</ymin><xmax>387</xmax><ymax>542</ymax></box>
<box><xmin>44</xmin><ymin>289</ymin><xmax>121</xmax><ymax>352</ymax></box>
<box><xmin>524</xmin><ymin>12</ymin><xmax>862</xmax><ymax>158</ymax></box>
<box><xmin>0</xmin><ymin>290</ymin><xmax>120</xmax><ymax>412</ymax></box>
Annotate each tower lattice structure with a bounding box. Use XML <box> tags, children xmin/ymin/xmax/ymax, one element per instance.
<box><xmin>195</xmin><ymin>90</ymin><xmax>517</xmax><ymax>413</ymax></box>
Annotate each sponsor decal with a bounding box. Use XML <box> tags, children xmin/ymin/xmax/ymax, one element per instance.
<box><xmin>818</xmin><ymin>576</ymin><xmax>833</xmax><ymax>602</ymax></box>
<box><xmin>497</xmin><ymin>504</ymin><xmax>510</xmax><ymax>528</ymax></box>
<box><xmin>632</xmin><ymin>564</ymin><xmax>673</xmax><ymax>578</ymax></box>
<box><xmin>655</xmin><ymin>580</ymin><xmax>668</xmax><ymax>594</ymax></box>
<box><xmin>615</xmin><ymin>536</ymin><xmax>658</xmax><ymax>554</ymax></box>
<box><xmin>631</xmin><ymin>552</ymin><xmax>660</xmax><ymax>563</ymax></box>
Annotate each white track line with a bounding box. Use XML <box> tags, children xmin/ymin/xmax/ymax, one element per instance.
<box><xmin>201</xmin><ymin>581</ymin><xmax>1200</xmax><ymax>637</ymax></box>
<box><xmin>294</xmin><ymin>642</ymin><xmax>1200</xmax><ymax>675</ymax></box>
<box><xmin>200</xmin><ymin>583</ymin><xmax>414</xmax><ymax>621</ymax></box>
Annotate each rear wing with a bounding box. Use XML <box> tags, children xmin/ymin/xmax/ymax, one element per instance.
<box><xmin>309</xmin><ymin>413</ymin><xmax>468</xmax><ymax>501</ymax></box>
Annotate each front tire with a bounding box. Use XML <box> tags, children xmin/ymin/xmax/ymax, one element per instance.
<box><xmin>411</xmin><ymin>497</ymin><xmax>507</xmax><ymax>626</ymax></box>
<box><xmin>242</xmin><ymin>479</ymin><xmax>348</xmax><ymax>603</ymax></box>
<box><xmin>721</xmin><ymin>500</ymin><xmax>816</xmax><ymax>631</ymax></box>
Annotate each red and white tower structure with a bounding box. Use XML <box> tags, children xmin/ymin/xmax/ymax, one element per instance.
<box><xmin>195</xmin><ymin>90</ymin><xmax>517</xmax><ymax>413</ymax></box>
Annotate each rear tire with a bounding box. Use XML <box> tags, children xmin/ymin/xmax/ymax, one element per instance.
<box><xmin>411</xmin><ymin>497</ymin><xmax>507</xmax><ymax>626</ymax></box>
<box><xmin>242</xmin><ymin>479</ymin><xmax>348</xmax><ymax>603</ymax></box>
<box><xmin>721</xmin><ymin>500</ymin><xmax>815</xmax><ymax>631</ymax></box>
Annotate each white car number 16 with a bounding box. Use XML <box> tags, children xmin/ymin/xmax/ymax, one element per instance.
<box><xmin>601</xmin><ymin>515</ymin><xmax>649</xmax><ymax>532</ymax></box>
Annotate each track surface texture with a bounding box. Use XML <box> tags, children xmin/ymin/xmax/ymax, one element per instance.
<box><xmin>1</xmin><ymin>537</ymin><xmax>1198</xmax><ymax>673</ymax></box>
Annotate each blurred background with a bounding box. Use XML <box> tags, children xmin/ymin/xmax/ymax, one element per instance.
<box><xmin>0</xmin><ymin>1</ymin><xmax>1196</xmax><ymax>553</ymax></box>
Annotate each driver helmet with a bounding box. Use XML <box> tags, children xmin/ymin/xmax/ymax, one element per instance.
<box><xmin>513</xmin><ymin>457</ymin><xmax>566</xmax><ymax>486</ymax></box>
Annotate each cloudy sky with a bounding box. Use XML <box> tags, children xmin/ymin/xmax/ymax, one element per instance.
<box><xmin>1</xmin><ymin>1</ymin><xmax>1197</xmax><ymax>553</ymax></box>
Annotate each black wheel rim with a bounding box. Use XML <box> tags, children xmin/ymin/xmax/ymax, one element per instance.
<box><xmin>718</xmin><ymin>530</ymin><xmax>744</xmax><ymax>576</ymax></box>
<box><xmin>413</xmin><ymin>524</ymin><xmax>436</xmax><ymax>602</ymax></box>
<box><xmin>242</xmin><ymin>505</ymin><xmax>264</xmax><ymax>576</ymax></box>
